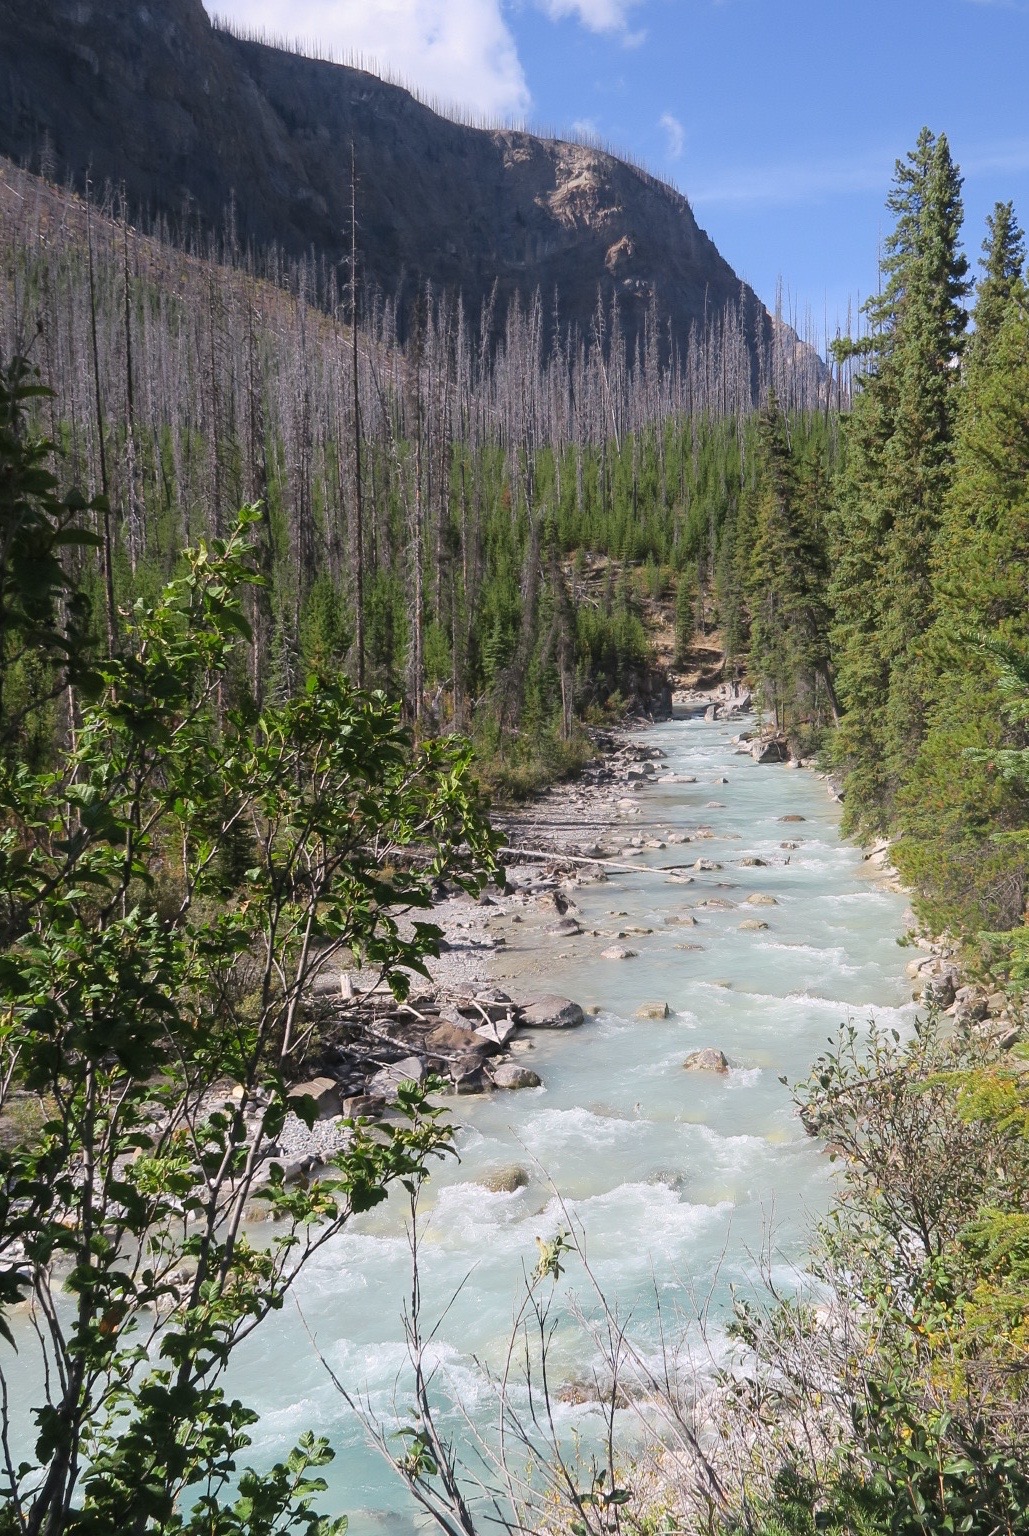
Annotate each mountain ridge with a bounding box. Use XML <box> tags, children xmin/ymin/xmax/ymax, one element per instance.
<box><xmin>0</xmin><ymin>0</ymin><xmax>806</xmax><ymax>375</ymax></box>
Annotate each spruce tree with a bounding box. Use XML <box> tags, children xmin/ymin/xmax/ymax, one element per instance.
<box><xmin>830</xmin><ymin>128</ymin><xmax>969</xmax><ymax>830</ymax></box>
<box><xmin>895</xmin><ymin>272</ymin><xmax>1029</xmax><ymax>934</ymax></box>
<box><xmin>746</xmin><ymin>395</ymin><xmax>836</xmax><ymax>741</ymax></box>
<box><xmin>967</xmin><ymin>201</ymin><xmax>1025</xmax><ymax>369</ymax></box>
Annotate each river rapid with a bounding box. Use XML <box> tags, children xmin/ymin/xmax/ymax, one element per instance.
<box><xmin>227</xmin><ymin>713</ymin><xmax>917</xmax><ymax>1530</ymax></box>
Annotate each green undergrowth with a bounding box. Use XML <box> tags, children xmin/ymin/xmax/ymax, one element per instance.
<box><xmin>472</xmin><ymin>722</ymin><xmax>596</xmax><ymax>803</ymax></box>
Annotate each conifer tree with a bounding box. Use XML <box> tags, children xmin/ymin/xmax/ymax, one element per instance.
<box><xmin>966</xmin><ymin>200</ymin><xmax>1024</xmax><ymax>370</ymax></box>
<box><xmin>895</xmin><ymin>269</ymin><xmax>1029</xmax><ymax>933</ymax></box>
<box><xmin>746</xmin><ymin>395</ymin><xmax>836</xmax><ymax>739</ymax></box>
<box><xmin>831</xmin><ymin>129</ymin><xmax>969</xmax><ymax>830</ymax></box>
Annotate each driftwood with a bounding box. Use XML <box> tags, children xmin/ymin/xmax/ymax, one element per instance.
<box><xmin>500</xmin><ymin>845</ymin><xmax>697</xmax><ymax>876</ymax></box>
<box><xmin>500</xmin><ymin>845</ymin><xmax>649</xmax><ymax>875</ymax></box>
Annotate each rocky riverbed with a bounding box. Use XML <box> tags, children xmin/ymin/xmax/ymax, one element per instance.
<box><xmin>258</xmin><ymin>682</ymin><xmax>1028</xmax><ymax>1186</ymax></box>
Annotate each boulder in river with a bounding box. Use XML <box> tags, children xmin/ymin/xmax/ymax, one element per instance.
<box><xmin>683</xmin><ymin>1048</ymin><xmax>730</xmax><ymax>1074</ymax></box>
<box><xmin>664</xmin><ymin>913</ymin><xmax>698</xmax><ymax>927</ymax></box>
<box><xmin>601</xmin><ymin>945</ymin><xmax>638</xmax><ymax>960</ymax></box>
<box><xmin>692</xmin><ymin>859</ymin><xmax>722</xmax><ymax>872</ymax></box>
<box><xmin>739</xmin><ymin>919</ymin><xmax>770</xmax><ymax>932</ymax></box>
<box><xmin>779</xmin><ymin>814</ymin><xmax>806</xmax><ymax>823</ymax></box>
<box><xmin>744</xmin><ymin>893</ymin><xmax>778</xmax><ymax>907</ymax></box>
<box><xmin>636</xmin><ymin>1001</ymin><xmax>671</xmax><ymax>1019</ymax></box>
<box><xmin>478</xmin><ymin>1165</ymin><xmax>530</xmax><ymax>1192</ymax></box>
<box><xmin>490</xmin><ymin>1063</ymin><xmax>542</xmax><ymax>1090</ymax></box>
<box><xmin>518</xmin><ymin>995</ymin><xmax>585</xmax><ymax>1029</ymax></box>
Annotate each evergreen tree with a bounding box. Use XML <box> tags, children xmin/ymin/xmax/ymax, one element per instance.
<box><xmin>831</xmin><ymin>129</ymin><xmax>969</xmax><ymax>830</ymax></box>
<box><xmin>746</xmin><ymin>395</ymin><xmax>836</xmax><ymax>741</ymax></box>
<box><xmin>895</xmin><ymin>273</ymin><xmax>1029</xmax><ymax>934</ymax></box>
<box><xmin>967</xmin><ymin>201</ymin><xmax>1025</xmax><ymax>370</ymax></box>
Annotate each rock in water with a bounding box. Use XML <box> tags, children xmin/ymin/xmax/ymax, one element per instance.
<box><xmin>490</xmin><ymin>1063</ymin><xmax>542</xmax><ymax>1090</ymax></box>
<box><xmin>683</xmin><ymin>1048</ymin><xmax>730</xmax><ymax>1074</ymax></box>
<box><xmin>635</xmin><ymin>1001</ymin><xmax>670</xmax><ymax>1019</ymax></box>
<box><xmin>478</xmin><ymin>1166</ymin><xmax>530</xmax><ymax>1192</ymax></box>
<box><xmin>518</xmin><ymin>995</ymin><xmax>586</xmax><ymax>1029</ymax></box>
<box><xmin>601</xmin><ymin>945</ymin><xmax>638</xmax><ymax>961</ymax></box>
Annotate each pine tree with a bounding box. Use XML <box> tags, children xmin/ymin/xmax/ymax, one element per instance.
<box><xmin>830</xmin><ymin>128</ymin><xmax>970</xmax><ymax>830</ymax></box>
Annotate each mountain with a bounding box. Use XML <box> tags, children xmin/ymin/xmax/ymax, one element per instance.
<box><xmin>0</xmin><ymin>0</ymin><xmax>801</xmax><ymax>371</ymax></box>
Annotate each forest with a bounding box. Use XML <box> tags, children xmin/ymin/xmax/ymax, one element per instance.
<box><xmin>1</xmin><ymin>121</ymin><xmax>1029</xmax><ymax>1533</ymax></box>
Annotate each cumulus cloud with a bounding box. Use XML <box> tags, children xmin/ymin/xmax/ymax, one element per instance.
<box><xmin>660</xmin><ymin>112</ymin><xmax>684</xmax><ymax>159</ymax></box>
<box><xmin>203</xmin><ymin>0</ymin><xmax>531</xmax><ymax>119</ymax></box>
<box><xmin>538</xmin><ymin>0</ymin><xmax>646</xmax><ymax>38</ymax></box>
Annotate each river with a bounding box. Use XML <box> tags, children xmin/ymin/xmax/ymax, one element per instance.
<box><xmin>226</xmin><ymin>713</ymin><xmax>917</xmax><ymax>1530</ymax></box>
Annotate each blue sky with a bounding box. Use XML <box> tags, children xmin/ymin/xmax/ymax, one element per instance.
<box><xmin>205</xmin><ymin>0</ymin><xmax>1029</xmax><ymax>348</ymax></box>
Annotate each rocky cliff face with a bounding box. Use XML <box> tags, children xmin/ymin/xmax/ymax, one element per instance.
<box><xmin>0</xmin><ymin>0</ymin><xmax>780</xmax><ymax>359</ymax></box>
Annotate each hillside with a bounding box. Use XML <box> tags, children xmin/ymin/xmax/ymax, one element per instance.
<box><xmin>0</xmin><ymin>0</ymin><xmax>810</xmax><ymax>377</ymax></box>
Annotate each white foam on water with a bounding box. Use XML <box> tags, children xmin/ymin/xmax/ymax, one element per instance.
<box><xmin>726</xmin><ymin>1066</ymin><xmax>763</xmax><ymax>1090</ymax></box>
<box><xmin>518</xmin><ymin>1104</ymin><xmax>649</xmax><ymax>1155</ymax></box>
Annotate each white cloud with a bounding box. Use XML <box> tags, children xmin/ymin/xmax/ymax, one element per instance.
<box><xmin>538</xmin><ymin>0</ymin><xmax>646</xmax><ymax>38</ymax></box>
<box><xmin>204</xmin><ymin>0</ymin><xmax>530</xmax><ymax>119</ymax></box>
<box><xmin>660</xmin><ymin>112</ymin><xmax>684</xmax><ymax>159</ymax></box>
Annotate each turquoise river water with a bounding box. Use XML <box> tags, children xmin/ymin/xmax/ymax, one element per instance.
<box><xmin>228</xmin><ymin>713</ymin><xmax>916</xmax><ymax>1529</ymax></box>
